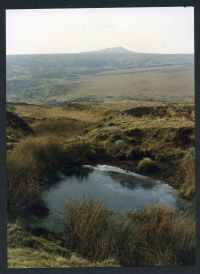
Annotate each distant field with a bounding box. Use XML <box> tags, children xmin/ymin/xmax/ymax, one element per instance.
<box><xmin>6</xmin><ymin>49</ymin><xmax>194</xmax><ymax>104</ymax></box>
<box><xmin>7</xmin><ymin>66</ymin><xmax>194</xmax><ymax>104</ymax></box>
<box><xmin>52</xmin><ymin>66</ymin><xmax>194</xmax><ymax>103</ymax></box>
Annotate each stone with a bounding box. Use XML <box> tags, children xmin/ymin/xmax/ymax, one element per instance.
<box><xmin>114</xmin><ymin>140</ymin><xmax>125</xmax><ymax>147</ymax></box>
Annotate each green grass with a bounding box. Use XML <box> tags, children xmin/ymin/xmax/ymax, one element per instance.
<box><xmin>8</xmin><ymin>247</ymin><xmax>118</xmax><ymax>268</ymax></box>
<box><xmin>8</xmin><ymin>222</ymin><xmax>118</xmax><ymax>268</ymax></box>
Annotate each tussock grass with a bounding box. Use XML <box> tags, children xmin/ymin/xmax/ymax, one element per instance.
<box><xmin>177</xmin><ymin>148</ymin><xmax>195</xmax><ymax>199</ymax></box>
<box><xmin>126</xmin><ymin>207</ymin><xmax>195</xmax><ymax>266</ymax></box>
<box><xmin>7</xmin><ymin>136</ymin><xmax>66</xmax><ymax>217</ymax></box>
<box><xmin>65</xmin><ymin>200</ymin><xmax>117</xmax><ymax>260</ymax></box>
<box><xmin>7</xmin><ymin>136</ymin><xmax>66</xmax><ymax>180</ymax></box>
<box><xmin>64</xmin><ymin>200</ymin><xmax>195</xmax><ymax>266</ymax></box>
<box><xmin>7</xmin><ymin>135</ymin><xmax>109</xmax><ymax>217</ymax></box>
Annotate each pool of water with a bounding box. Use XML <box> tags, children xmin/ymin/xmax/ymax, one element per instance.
<box><xmin>28</xmin><ymin>165</ymin><xmax>183</xmax><ymax>232</ymax></box>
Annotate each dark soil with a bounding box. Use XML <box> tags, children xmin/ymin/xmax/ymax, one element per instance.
<box><xmin>7</xmin><ymin>111</ymin><xmax>34</xmax><ymax>136</ymax></box>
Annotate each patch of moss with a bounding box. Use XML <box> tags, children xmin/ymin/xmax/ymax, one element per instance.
<box><xmin>137</xmin><ymin>157</ymin><xmax>159</xmax><ymax>174</ymax></box>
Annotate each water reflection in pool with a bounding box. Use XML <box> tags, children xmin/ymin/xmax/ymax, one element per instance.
<box><xmin>29</xmin><ymin>165</ymin><xmax>183</xmax><ymax>232</ymax></box>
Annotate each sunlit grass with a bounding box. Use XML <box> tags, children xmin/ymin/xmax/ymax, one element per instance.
<box><xmin>64</xmin><ymin>199</ymin><xmax>195</xmax><ymax>266</ymax></box>
<box><xmin>8</xmin><ymin>221</ymin><xmax>119</xmax><ymax>268</ymax></box>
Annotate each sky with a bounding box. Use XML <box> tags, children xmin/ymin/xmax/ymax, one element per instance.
<box><xmin>6</xmin><ymin>7</ymin><xmax>194</xmax><ymax>55</ymax></box>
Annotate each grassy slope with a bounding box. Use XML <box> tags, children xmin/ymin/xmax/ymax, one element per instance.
<box><xmin>8</xmin><ymin>223</ymin><xmax>118</xmax><ymax>268</ymax></box>
<box><xmin>8</xmin><ymin>247</ymin><xmax>118</xmax><ymax>268</ymax></box>
<box><xmin>8</xmin><ymin>101</ymin><xmax>195</xmax><ymax>193</ymax></box>
<box><xmin>7</xmin><ymin>101</ymin><xmax>195</xmax><ymax>267</ymax></box>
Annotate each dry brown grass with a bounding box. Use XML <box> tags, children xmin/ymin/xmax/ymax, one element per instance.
<box><xmin>14</xmin><ymin>104</ymin><xmax>101</xmax><ymax>123</ymax></box>
<box><xmin>127</xmin><ymin>207</ymin><xmax>195</xmax><ymax>266</ymax></box>
<box><xmin>177</xmin><ymin>148</ymin><xmax>195</xmax><ymax>199</ymax></box>
<box><xmin>64</xmin><ymin>200</ymin><xmax>195</xmax><ymax>266</ymax></box>
<box><xmin>50</xmin><ymin>67</ymin><xmax>194</xmax><ymax>103</ymax></box>
<box><xmin>65</xmin><ymin>200</ymin><xmax>116</xmax><ymax>260</ymax></box>
<box><xmin>32</xmin><ymin>118</ymin><xmax>86</xmax><ymax>139</ymax></box>
<box><xmin>7</xmin><ymin>136</ymin><xmax>66</xmax><ymax>217</ymax></box>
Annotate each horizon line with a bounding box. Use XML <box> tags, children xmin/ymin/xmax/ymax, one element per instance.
<box><xmin>6</xmin><ymin>47</ymin><xmax>194</xmax><ymax>56</ymax></box>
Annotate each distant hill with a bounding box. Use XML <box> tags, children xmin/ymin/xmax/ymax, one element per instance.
<box><xmin>88</xmin><ymin>47</ymin><xmax>134</xmax><ymax>54</ymax></box>
<box><xmin>6</xmin><ymin>47</ymin><xmax>194</xmax><ymax>104</ymax></box>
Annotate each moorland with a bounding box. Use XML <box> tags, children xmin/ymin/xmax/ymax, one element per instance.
<box><xmin>7</xmin><ymin>48</ymin><xmax>195</xmax><ymax>267</ymax></box>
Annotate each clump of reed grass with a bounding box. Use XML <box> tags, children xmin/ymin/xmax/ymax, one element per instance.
<box><xmin>7</xmin><ymin>136</ymin><xmax>66</xmax><ymax>217</ymax></box>
<box><xmin>177</xmin><ymin>148</ymin><xmax>195</xmax><ymax>199</ymax></box>
<box><xmin>126</xmin><ymin>207</ymin><xmax>195</xmax><ymax>266</ymax></box>
<box><xmin>64</xmin><ymin>199</ymin><xmax>117</xmax><ymax>260</ymax></box>
<box><xmin>64</xmin><ymin>200</ymin><xmax>195</xmax><ymax>266</ymax></box>
<box><xmin>7</xmin><ymin>134</ymin><xmax>110</xmax><ymax>218</ymax></box>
